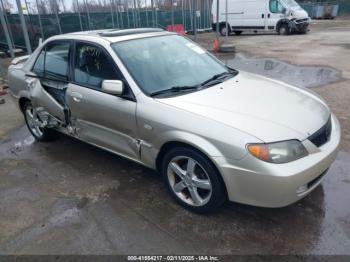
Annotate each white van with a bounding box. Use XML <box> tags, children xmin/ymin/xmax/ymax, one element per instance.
<box><xmin>212</xmin><ymin>0</ymin><xmax>310</xmax><ymax>36</ymax></box>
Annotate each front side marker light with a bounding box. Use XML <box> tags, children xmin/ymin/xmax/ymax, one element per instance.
<box><xmin>247</xmin><ymin>144</ymin><xmax>270</xmax><ymax>162</ymax></box>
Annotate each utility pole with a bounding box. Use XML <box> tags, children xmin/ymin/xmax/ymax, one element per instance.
<box><xmin>145</xmin><ymin>0</ymin><xmax>149</xmax><ymax>27</ymax></box>
<box><xmin>54</xmin><ymin>6</ymin><xmax>62</xmax><ymax>34</ymax></box>
<box><xmin>215</xmin><ymin>0</ymin><xmax>219</xmax><ymax>38</ymax></box>
<box><xmin>84</xmin><ymin>0</ymin><xmax>91</xmax><ymax>30</ymax></box>
<box><xmin>225</xmin><ymin>0</ymin><xmax>228</xmax><ymax>39</ymax></box>
<box><xmin>133</xmin><ymin>0</ymin><xmax>136</xmax><ymax>28</ymax></box>
<box><xmin>193</xmin><ymin>0</ymin><xmax>197</xmax><ymax>40</ymax></box>
<box><xmin>118</xmin><ymin>0</ymin><xmax>124</xmax><ymax>28</ymax></box>
<box><xmin>0</xmin><ymin>2</ymin><xmax>14</xmax><ymax>57</ymax></box>
<box><xmin>151</xmin><ymin>0</ymin><xmax>155</xmax><ymax>27</ymax></box>
<box><xmin>75</xmin><ymin>0</ymin><xmax>83</xmax><ymax>31</ymax></box>
<box><xmin>35</xmin><ymin>0</ymin><xmax>45</xmax><ymax>38</ymax></box>
<box><xmin>181</xmin><ymin>0</ymin><xmax>185</xmax><ymax>31</ymax></box>
<box><xmin>15</xmin><ymin>0</ymin><xmax>32</xmax><ymax>53</ymax></box>
<box><xmin>125</xmin><ymin>0</ymin><xmax>130</xmax><ymax>28</ymax></box>
<box><xmin>110</xmin><ymin>0</ymin><xmax>115</xmax><ymax>28</ymax></box>
<box><xmin>171</xmin><ymin>0</ymin><xmax>174</xmax><ymax>29</ymax></box>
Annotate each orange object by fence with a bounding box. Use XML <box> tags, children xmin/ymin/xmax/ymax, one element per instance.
<box><xmin>213</xmin><ymin>38</ymin><xmax>220</xmax><ymax>52</ymax></box>
<box><xmin>166</xmin><ymin>24</ymin><xmax>186</xmax><ymax>35</ymax></box>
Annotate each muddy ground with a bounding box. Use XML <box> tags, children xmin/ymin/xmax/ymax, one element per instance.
<box><xmin>0</xmin><ymin>19</ymin><xmax>349</xmax><ymax>255</ymax></box>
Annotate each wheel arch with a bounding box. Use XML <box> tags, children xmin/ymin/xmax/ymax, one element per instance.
<box><xmin>18</xmin><ymin>96</ymin><xmax>31</xmax><ymax>113</ymax></box>
<box><xmin>219</xmin><ymin>21</ymin><xmax>229</xmax><ymax>28</ymax></box>
<box><xmin>219</xmin><ymin>22</ymin><xmax>231</xmax><ymax>33</ymax></box>
<box><xmin>153</xmin><ymin>131</ymin><xmax>224</xmax><ymax>171</ymax></box>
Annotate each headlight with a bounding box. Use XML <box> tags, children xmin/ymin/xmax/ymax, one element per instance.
<box><xmin>247</xmin><ymin>140</ymin><xmax>308</xmax><ymax>164</ymax></box>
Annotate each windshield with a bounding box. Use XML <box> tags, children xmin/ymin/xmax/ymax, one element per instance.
<box><xmin>280</xmin><ymin>0</ymin><xmax>300</xmax><ymax>8</ymax></box>
<box><xmin>112</xmin><ymin>35</ymin><xmax>231</xmax><ymax>96</ymax></box>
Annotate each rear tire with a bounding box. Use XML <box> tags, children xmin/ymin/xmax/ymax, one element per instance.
<box><xmin>23</xmin><ymin>101</ymin><xmax>57</xmax><ymax>142</ymax></box>
<box><xmin>161</xmin><ymin>147</ymin><xmax>226</xmax><ymax>213</ymax></box>
<box><xmin>219</xmin><ymin>23</ymin><xmax>231</xmax><ymax>37</ymax></box>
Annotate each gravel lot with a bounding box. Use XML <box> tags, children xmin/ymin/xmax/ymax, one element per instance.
<box><xmin>0</xmin><ymin>18</ymin><xmax>349</xmax><ymax>255</ymax></box>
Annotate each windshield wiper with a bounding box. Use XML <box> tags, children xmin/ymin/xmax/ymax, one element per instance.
<box><xmin>199</xmin><ymin>71</ymin><xmax>236</xmax><ymax>88</ymax></box>
<box><xmin>150</xmin><ymin>85</ymin><xmax>199</xmax><ymax>97</ymax></box>
<box><xmin>150</xmin><ymin>70</ymin><xmax>238</xmax><ymax>97</ymax></box>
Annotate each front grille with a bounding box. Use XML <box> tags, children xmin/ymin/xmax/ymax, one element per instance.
<box><xmin>308</xmin><ymin>117</ymin><xmax>332</xmax><ymax>147</ymax></box>
<box><xmin>296</xmin><ymin>18</ymin><xmax>309</xmax><ymax>23</ymax></box>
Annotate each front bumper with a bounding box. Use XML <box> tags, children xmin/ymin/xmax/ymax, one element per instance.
<box><xmin>291</xmin><ymin>18</ymin><xmax>310</xmax><ymax>33</ymax></box>
<box><xmin>214</xmin><ymin>114</ymin><xmax>341</xmax><ymax>208</ymax></box>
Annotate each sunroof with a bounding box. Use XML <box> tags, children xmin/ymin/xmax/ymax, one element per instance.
<box><xmin>99</xmin><ymin>28</ymin><xmax>164</xmax><ymax>37</ymax></box>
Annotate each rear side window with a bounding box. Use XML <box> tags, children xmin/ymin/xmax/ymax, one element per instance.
<box><xmin>45</xmin><ymin>42</ymin><xmax>70</xmax><ymax>80</ymax></box>
<box><xmin>32</xmin><ymin>41</ymin><xmax>70</xmax><ymax>81</ymax></box>
<box><xmin>270</xmin><ymin>0</ymin><xmax>284</xmax><ymax>13</ymax></box>
<box><xmin>73</xmin><ymin>43</ymin><xmax>120</xmax><ymax>89</ymax></box>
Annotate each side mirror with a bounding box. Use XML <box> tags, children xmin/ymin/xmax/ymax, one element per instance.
<box><xmin>282</xmin><ymin>7</ymin><xmax>287</xmax><ymax>14</ymax></box>
<box><xmin>102</xmin><ymin>80</ymin><xmax>124</xmax><ymax>96</ymax></box>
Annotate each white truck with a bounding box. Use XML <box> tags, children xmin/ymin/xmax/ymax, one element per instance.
<box><xmin>212</xmin><ymin>0</ymin><xmax>311</xmax><ymax>36</ymax></box>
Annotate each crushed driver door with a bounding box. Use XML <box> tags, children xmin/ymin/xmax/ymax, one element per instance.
<box><xmin>66</xmin><ymin>41</ymin><xmax>140</xmax><ymax>160</ymax></box>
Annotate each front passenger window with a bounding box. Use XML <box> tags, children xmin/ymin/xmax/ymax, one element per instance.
<box><xmin>270</xmin><ymin>0</ymin><xmax>284</xmax><ymax>13</ymax></box>
<box><xmin>74</xmin><ymin>43</ymin><xmax>120</xmax><ymax>89</ymax></box>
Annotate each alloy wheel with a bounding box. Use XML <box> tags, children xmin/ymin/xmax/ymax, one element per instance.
<box><xmin>167</xmin><ymin>156</ymin><xmax>212</xmax><ymax>207</ymax></box>
<box><xmin>25</xmin><ymin>105</ymin><xmax>44</xmax><ymax>138</ymax></box>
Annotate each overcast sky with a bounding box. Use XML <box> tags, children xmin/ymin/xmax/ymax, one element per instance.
<box><xmin>4</xmin><ymin>0</ymin><xmax>72</xmax><ymax>14</ymax></box>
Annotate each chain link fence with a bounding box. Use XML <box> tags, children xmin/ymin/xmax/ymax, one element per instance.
<box><xmin>299</xmin><ymin>0</ymin><xmax>341</xmax><ymax>19</ymax></box>
<box><xmin>0</xmin><ymin>58</ymin><xmax>6</xmax><ymax>80</ymax></box>
<box><xmin>0</xmin><ymin>0</ymin><xmax>214</xmax><ymax>57</ymax></box>
<box><xmin>1</xmin><ymin>0</ymin><xmax>349</xmax><ymax>58</ymax></box>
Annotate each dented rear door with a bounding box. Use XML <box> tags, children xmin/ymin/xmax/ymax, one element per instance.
<box><xmin>28</xmin><ymin>40</ymin><xmax>72</xmax><ymax>122</ymax></box>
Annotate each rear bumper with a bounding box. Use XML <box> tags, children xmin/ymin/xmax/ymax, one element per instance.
<box><xmin>214</xmin><ymin>114</ymin><xmax>341</xmax><ymax>208</ymax></box>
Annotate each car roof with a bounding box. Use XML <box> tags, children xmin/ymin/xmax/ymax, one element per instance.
<box><xmin>50</xmin><ymin>28</ymin><xmax>175</xmax><ymax>44</ymax></box>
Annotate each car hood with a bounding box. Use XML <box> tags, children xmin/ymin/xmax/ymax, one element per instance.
<box><xmin>156</xmin><ymin>71</ymin><xmax>330</xmax><ymax>142</ymax></box>
<box><xmin>290</xmin><ymin>7</ymin><xmax>309</xmax><ymax>19</ymax></box>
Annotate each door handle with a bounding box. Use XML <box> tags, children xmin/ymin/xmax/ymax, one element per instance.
<box><xmin>262</xmin><ymin>14</ymin><xmax>264</xmax><ymax>18</ymax></box>
<box><xmin>268</xmin><ymin>13</ymin><xmax>271</xmax><ymax>18</ymax></box>
<box><xmin>70</xmin><ymin>91</ymin><xmax>83</xmax><ymax>102</ymax></box>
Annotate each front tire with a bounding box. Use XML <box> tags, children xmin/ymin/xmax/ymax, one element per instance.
<box><xmin>299</xmin><ymin>27</ymin><xmax>308</xmax><ymax>34</ymax></box>
<box><xmin>23</xmin><ymin>101</ymin><xmax>56</xmax><ymax>142</ymax></box>
<box><xmin>161</xmin><ymin>147</ymin><xmax>226</xmax><ymax>213</ymax></box>
<box><xmin>278</xmin><ymin>24</ymin><xmax>290</xmax><ymax>35</ymax></box>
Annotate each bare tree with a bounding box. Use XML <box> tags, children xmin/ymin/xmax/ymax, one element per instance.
<box><xmin>36</xmin><ymin>0</ymin><xmax>49</xmax><ymax>14</ymax></box>
<box><xmin>0</xmin><ymin>0</ymin><xmax>12</xmax><ymax>12</ymax></box>
<box><xmin>47</xmin><ymin>0</ymin><xmax>60</xmax><ymax>13</ymax></box>
<box><xmin>59</xmin><ymin>0</ymin><xmax>67</xmax><ymax>12</ymax></box>
<box><xmin>27</xmin><ymin>2</ymin><xmax>38</xmax><ymax>14</ymax></box>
